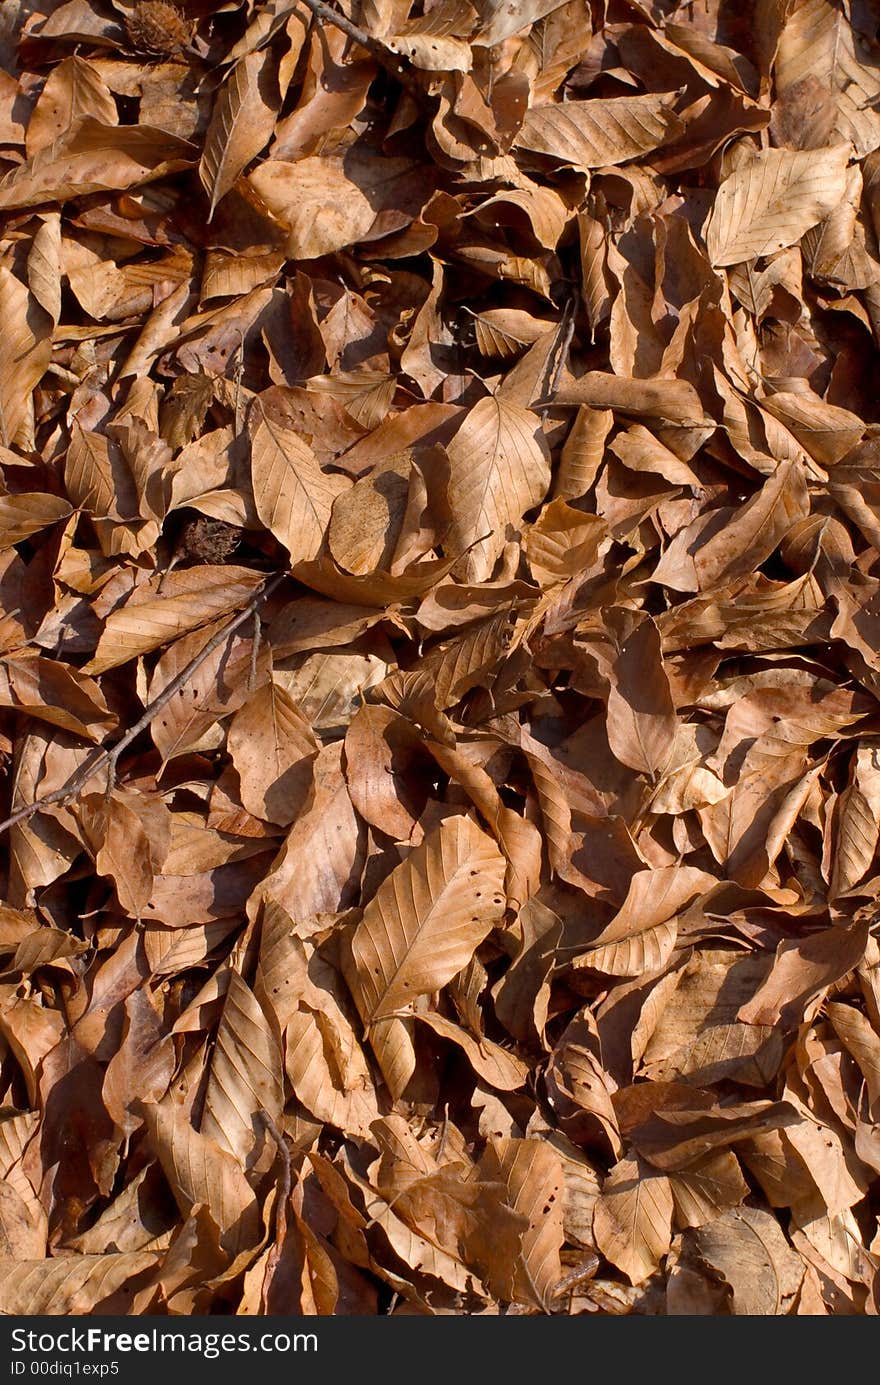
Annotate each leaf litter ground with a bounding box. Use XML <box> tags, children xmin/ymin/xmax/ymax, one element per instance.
<box><xmin>0</xmin><ymin>0</ymin><xmax>878</xmax><ymax>1317</ymax></box>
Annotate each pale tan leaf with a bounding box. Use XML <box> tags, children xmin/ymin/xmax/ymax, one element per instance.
<box><xmin>825</xmin><ymin>1002</ymin><xmax>880</xmax><ymax>1117</ymax></box>
<box><xmin>654</xmin><ymin>459</ymin><xmax>810</xmax><ymax>594</ymax></box>
<box><xmin>413</xmin><ymin>1009</ymin><xmax>530</xmax><ymax>1091</ymax></box>
<box><xmin>706</xmin><ymin>143</ymin><xmax>850</xmax><ymax>267</ymax></box>
<box><xmin>250</xmin><ymin>401</ymin><xmax>350</xmax><ymax>566</ymax></box>
<box><xmin>147</xmin><ymin>619</ymin><xmax>269</xmax><ymax>765</ymax></box>
<box><xmin>27</xmin><ymin>54</ymin><xmax>117</xmax><ymax>157</ymax></box>
<box><xmin>279</xmin><ymin>650</ymin><xmax>387</xmax><ymax>732</ymax></box>
<box><xmin>575</xmin><ymin>919</ymin><xmax>678</xmax><ymax>979</ymax></box>
<box><xmin>0</xmin><ymin>651</ymin><xmax>114</xmax><ymax>741</ymax></box>
<box><xmin>0</xmin><ymin>1251</ymin><xmax>159</xmax><ymax>1314</ymax></box>
<box><xmin>27</xmin><ymin>213</ymin><xmax>62</xmax><ymax>325</ymax></box>
<box><xmin>85</xmin><ymin>567</ymin><xmax>264</xmax><ymax>674</ymax></box>
<box><xmin>249</xmin><ymin>150</ymin><xmax>429</xmax><ymax>259</ymax></box>
<box><xmin>79</xmin><ymin>791</ymin><xmax>156</xmax><ymax>919</ymax></box>
<box><xmin>554</xmin><ymin>370</ymin><xmax>707</xmax><ymax>425</ymax></box>
<box><xmin>0</xmin><ymin>117</ymin><xmax>196</xmax><ymax>210</ymax></box>
<box><xmin>0</xmin><ymin>492</ymin><xmax>72</xmax><ymax>548</ymax></box>
<box><xmin>682</xmin><ymin>1205</ymin><xmax>804</xmax><ymax>1313</ymax></box>
<box><xmin>142</xmin><ymin>1100</ymin><xmax>261</xmax><ymax>1257</ymax></box>
<box><xmin>64</xmin><ymin>420</ymin><xmax>118</xmax><ymax>518</ymax></box>
<box><xmin>606</xmin><ymin>616</ymin><xmax>677</xmax><ymax>778</ymax></box>
<box><xmin>515</xmin><ymin>92</ymin><xmax>682</xmax><ymax>171</ymax></box>
<box><xmin>423</xmin><ymin>738</ymin><xmax>542</xmax><ymax>911</ymax></box>
<box><xmin>250</xmin><ymin>742</ymin><xmax>365</xmax><ymax>931</ymax></box>
<box><xmin>524</xmin><ymin>500</ymin><xmax>607</xmax><ymax>585</ymax></box>
<box><xmin>738</xmin><ymin>922</ymin><xmax>869</xmax><ymax>1029</ymax></box>
<box><xmin>200</xmin><ymin>49</ymin><xmax>279</xmax><ymax>218</ymax></box>
<box><xmin>477</xmin><ymin>0</ymin><xmax>573</xmax><ymax>46</ymax></box>
<box><xmin>327</xmin><ymin>460</ymin><xmax>410</xmax><ymax>576</ymax></box>
<box><xmin>487</xmin><ymin>1136</ymin><xmax>565</xmax><ymax>1309</ymax></box>
<box><xmin>651</xmin><ymin>1023</ymin><xmax>785</xmax><ymax>1088</ymax></box>
<box><xmin>341</xmin><ymin>1149</ymin><xmax>480</xmax><ymax>1295</ymax></box>
<box><xmin>201</xmin><ymin>970</ymin><xmax>284</xmax><ymax>1169</ymax></box>
<box><xmin>446</xmin><ymin>395</ymin><xmax>551</xmax><ymax>583</ymax></box>
<box><xmin>228</xmin><ymin>680</ymin><xmax>318</xmax><ymax>826</ymax></box>
<box><xmin>367</xmin><ymin>1014</ymin><xmax>419</xmax><ymax>1102</ymax></box>
<box><xmin>285</xmin><ymin>1005</ymin><xmax>380</xmax><ymax>1140</ymax></box>
<box><xmin>760</xmin><ymin>391</ymin><xmax>863</xmax><ymax>468</ymax></box>
<box><xmin>347</xmin><ymin>815</ymin><xmax>507</xmax><ymax>1024</ymax></box>
<box><xmin>102</xmin><ymin>989</ymin><xmax>174</xmax><ymax>1138</ymax></box>
<box><xmin>470</xmin><ymin>307</ymin><xmax>556</xmax><ymax>359</ymax></box>
<box><xmin>387</xmin><ymin>34</ymin><xmax>472</xmax><ymax>71</ymax></box>
<box><xmin>0</xmin><ymin>1111</ymin><xmax>38</xmax><ymax>1180</ymax></box>
<box><xmin>668</xmin><ymin>1151</ymin><xmax>750</xmax><ymax>1229</ymax></box>
<box><xmin>830</xmin><ymin>746</ymin><xmax>880</xmax><ymax>897</ymax></box>
<box><xmin>254</xmin><ymin>897</ymin><xmax>303</xmax><ymax>1035</ymax></box>
<box><xmin>0</xmin><ymin>266</ymin><xmax>51</xmax><ymax>448</ymax></box>
<box><xmin>593</xmin><ymin>1155</ymin><xmax>674</xmax><ymax>1285</ymax></box>
<box><xmin>0</xmin><ymin>1179</ymin><xmax>47</xmax><ymax>1260</ymax></box>
<box><xmin>776</xmin><ymin>0</ymin><xmax>880</xmax><ymax>157</ymax></box>
<box><xmin>343</xmin><ymin>703</ymin><xmax>424</xmax><ymax>842</ymax></box>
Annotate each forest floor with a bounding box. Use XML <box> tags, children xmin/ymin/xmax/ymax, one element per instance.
<box><xmin>0</xmin><ymin>0</ymin><xmax>878</xmax><ymax>1317</ymax></box>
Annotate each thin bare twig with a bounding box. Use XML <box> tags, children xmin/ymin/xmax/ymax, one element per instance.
<box><xmin>295</xmin><ymin>0</ymin><xmax>431</xmax><ymax>108</ymax></box>
<box><xmin>548</xmin><ymin>291</ymin><xmax>579</xmax><ymax>400</ymax></box>
<box><xmin>249</xmin><ymin>608</ymin><xmax>261</xmax><ymax>692</ymax></box>
<box><xmin>0</xmin><ymin>571</ymin><xmax>285</xmax><ymax>839</ymax></box>
<box><xmin>259</xmin><ymin>1112</ymin><xmax>292</xmax><ymax>1207</ymax></box>
<box><xmin>259</xmin><ymin>1111</ymin><xmax>293</xmax><ymax>1255</ymax></box>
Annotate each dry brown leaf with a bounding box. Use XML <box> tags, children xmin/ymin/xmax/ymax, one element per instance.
<box><xmin>285</xmin><ymin>999</ymin><xmax>380</xmax><ymax>1140</ymax></box>
<box><xmin>200</xmin><ymin>49</ymin><xmax>279</xmax><ymax>218</ymax></box>
<box><xmin>738</xmin><ymin>923</ymin><xmax>870</xmax><ymax>1029</ymax></box>
<box><xmin>249</xmin><ymin>400</ymin><xmax>350</xmax><ymax>566</ymax></box>
<box><xmin>678</xmin><ymin>1205</ymin><xmax>804</xmax><ymax>1314</ymax></box>
<box><xmin>0</xmin><ymin>117</ymin><xmax>196</xmax><ymax>210</ymax></box>
<box><xmin>200</xmin><ymin>970</ymin><xmax>283</xmax><ymax>1170</ymax></box>
<box><xmin>413</xmin><ymin>1009</ymin><xmax>530</xmax><ymax>1091</ymax></box>
<box><xmin>343</xmin><ymin>703</ymin><xmax>425</xmax><ymax>842</ymax></box>
<box><xmin>446</xmin><ymin>394</ymin><xmax>551</xmax><ymax>583</ymax></box>
<box><xmin>228</xmin><ymin>680</ymin><xmax>318</xmax><ymax>826</ymax></box>
<box><xmin>706</xmin><ymin>143</ymin><xmax>850</xmax><ymax>267</ymax></box>
<box><xmin>0</xmin><ymin>1252</ymin><xmax>160</xmax><ymax>1314</ymax></box>
<box><xmin>142</xmin><ymin>1101</ymin><xmax>261</xmax><ymax>1258</ymax></box>
<box><xmin>249</xmin><ymin>150</ymin><xmax>432</xmax><ymax>259</ymax></box>
<box><xmin>516</xmin><ymin>92</ymin><xmax>682</xmax><ymax>172</ymax></box>
<box><xmin>1</xmin><ymin>0</ymin><xmax>879</xmax><ymax>1319</ymax></box>
<box><xmin>0</xmin><ymin>266</ymin><xmax>51</xmax><ymax>449</ymax></box>
<box><xmin>26</xmin><ymin>55</ymin><xmax>117</xmax><ymax>156</ymax></box>
<box><xmin>593</xmin><ymin>1155</ymin><xmax>674</xmax><ymax>1286</ymax></box>
<box><xmin>485</xmin><ymin>1136</ymin><xmax>565</xmax><ymax>1309</ymax></box>
<box><xmin>605</xmin><ymin>615</ymin><xmax>677</xmax><ymax>778</ymax></box>
<box><xmin>85</xmin><ymin>567</ymin><xmax>264</xmax><ymax>674</ymax></box>
<box><xmin>250</xmin><ymin>741</ymin><xmax>365</xmax><ymax>930</ymax></box>
<box><xmin>347</xmin><ymin>815</ymin><xmax>507</xmax><ymax>1026</ymax></box>
<box><xmin>830</xmin><ymin>746</ymin><xmax>880</xmax><ymax>897</ymax></box>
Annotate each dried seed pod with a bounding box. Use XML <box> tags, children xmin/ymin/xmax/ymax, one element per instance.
<box><xmin>125</xmin><ymin>1</ymin><xmax>195</xmax><ymax>56</ymax></box>
<box><xmin>176</xmin><ymin>516</ymin><xmax>241</xmax><ymax>564</ymax></box>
